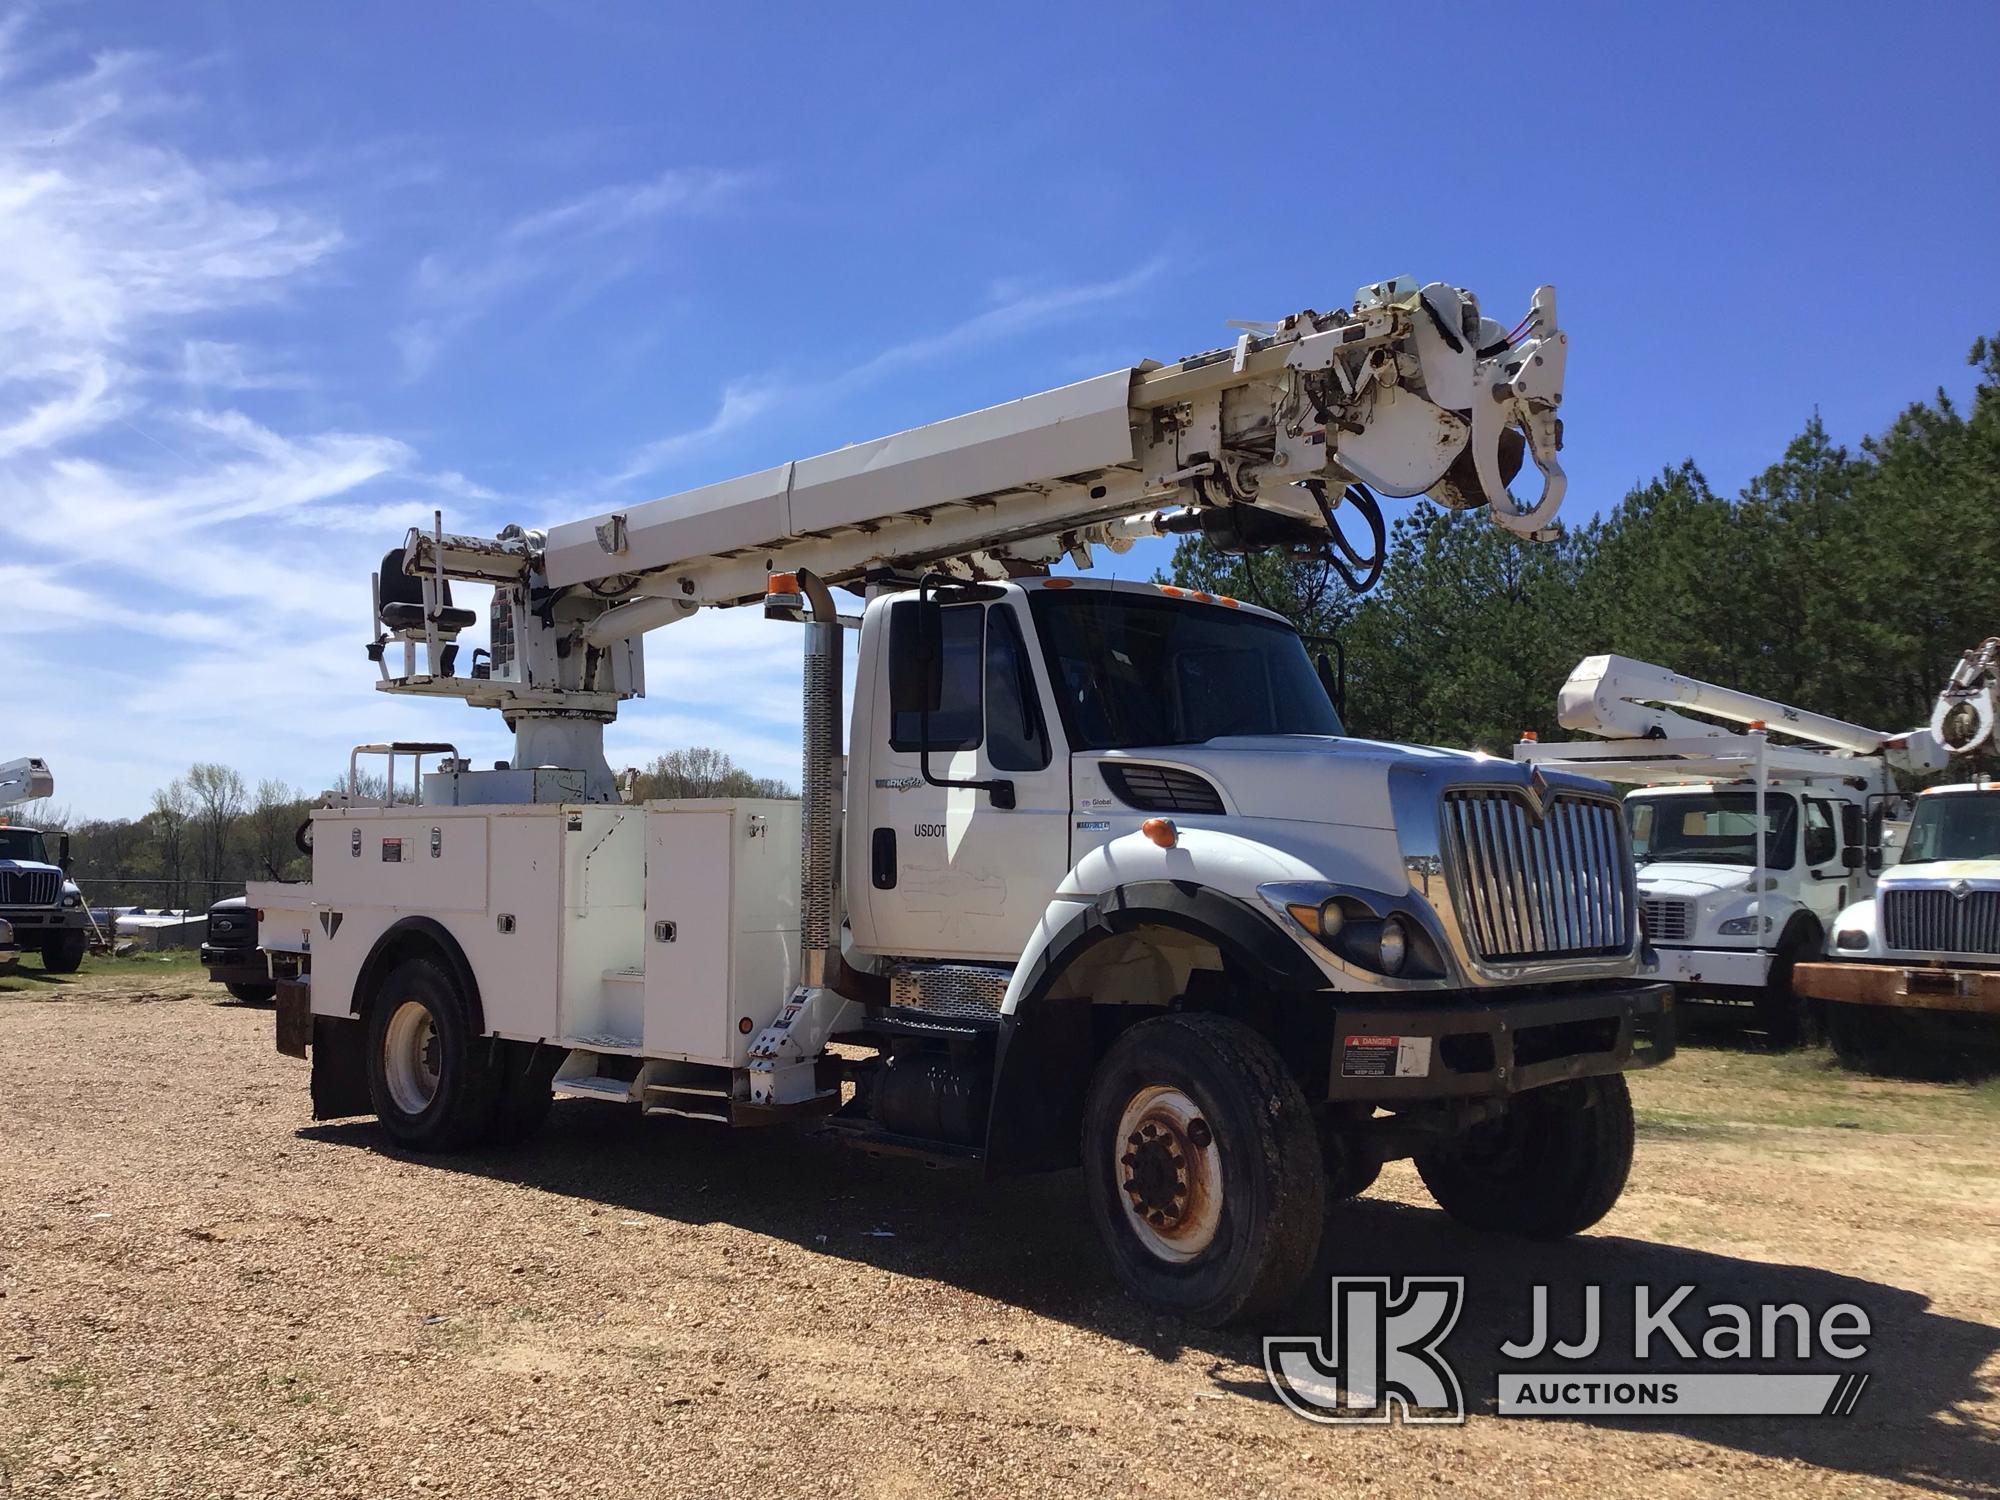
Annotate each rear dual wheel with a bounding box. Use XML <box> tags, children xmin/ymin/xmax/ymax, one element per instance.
<box><xmin>365</xmin><ymin>956</ymin><xmax>555</xmax><ymax>1151</ymax></box>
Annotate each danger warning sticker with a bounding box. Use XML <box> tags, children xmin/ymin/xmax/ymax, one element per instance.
<box><xmin>1340</xmin><ymin>1034</ymin><xmax>1434</xmax><ymax>1079</ymax></box>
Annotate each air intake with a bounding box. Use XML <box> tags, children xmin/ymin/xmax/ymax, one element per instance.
<box><xmin>1101</xmin><ymin>763</ymin><xmax>1225</xmax><ymax>815</ymax></box>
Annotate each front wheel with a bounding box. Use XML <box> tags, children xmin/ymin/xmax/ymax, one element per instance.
<box><xmin>1081</xmin><ymin>1013</ymin><xmax>1325</xmax><ymax>1327</ymax></box>
<box><xmin>40</xmin><ymin>930</ymin><xmax>86</xmax><ymax>974</ymax></box>
<box><xmin>225</xmin><ymin>980</ymin><xmax>277</xmax><ymax>1004</ymax></box>
<box><xmin>1758</xmin><ymin>928</ymin><xmax>1824</xmax><ymax>1049</ymax></box>
<box><xmin>365</xmin><ymin>956</ymin><xmax>500</xmax><ymax>1151</ymax></box>
<box><xmin>1416</xmin><ymin>1075</ymin><xmax>1634</xmax><ymax>1238</ymax></box>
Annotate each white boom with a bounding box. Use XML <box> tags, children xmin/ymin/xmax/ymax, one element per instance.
<box><xmin>0</xmin><ymin>758</ymin><xmax>53</xmax><ymax>810</ymax></box>
<box><xmin>1930</xmin><ymin>637</ymin><xmax>2000</xmax><ymax>754</ymax></box>
<box><xmin>375</xmin><ymin>275</ymin><xmax>1570</xmax><ymax>795</ymax></box>
<box><xmin>1547</xmin><ymin>654</ymin><xmax>1948</xmax><ymax>776</ymax></box>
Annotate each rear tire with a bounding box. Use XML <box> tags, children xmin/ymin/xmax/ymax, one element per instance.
<box><xmin>40</xmin><ymin>930</ymin><xmax>85</xmax><ymax>974</ymax></box>
<box><xmin>365</xmin><ymin>955</ymin><xmax>499</xmax><ymax>1151</ymax></box>
<box><xmin>225</xmin><ymin>980</ymin><xmax>277</xmax><ymax>1004</ymax></box>
<box><xmin>1417</xmin><ymin>1075</ymin><xmax>1634</xmax><ymax>1238</ymax></box>
<box><xmin>1081</xmin><ymin>1013</ymin><xmax>1324</xmax><ymax>1327</ymax></box>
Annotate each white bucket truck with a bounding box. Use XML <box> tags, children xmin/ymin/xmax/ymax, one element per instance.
<box><xmin>1516</xmin><ymin>657</ymin><xmax>1947</xmax><ymax>1045</ymax></box>
<box><xmin>254</xmin><ymin>278</ymin><xmax>1674</xmax><ymax>1324</ymax></box>
<box><xmin>1797</xmin><ymin>640</ymin><xmax>2000</xmax><ymax>1069</ymax></box>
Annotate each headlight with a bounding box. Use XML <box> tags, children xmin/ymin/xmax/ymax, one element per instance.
<box><xmin>1285</xmin><ymin>899</ymin><xmax>1345</xmax><ymax>944</ymax></box>
<box><xmin>1717</xmin><ymin>914</ymin><xmax>1772</xmax><ymax>936</ymax></box>
<box><xmin>1377</xmin><ymin>916</ymin><xmax>1408</xmax><ymax>976</ymax></box>
<box><xmin>1836</xmin><ymin>928</ymin><xmax>1869</xmax><ymax>950</ymax></box>
<box><xmin>60</xmin><ymin>893</ymin><xmax>80</xmax><ymax>909</ymax></box>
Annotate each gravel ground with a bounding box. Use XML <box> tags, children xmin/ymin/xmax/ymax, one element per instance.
<box><xmin>2</xmin><ymin>961</ymin><xmax>1997</xmax><ymax>1498</ymax></box>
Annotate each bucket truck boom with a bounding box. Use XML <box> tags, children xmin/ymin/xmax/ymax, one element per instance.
<box><xmin>263</xmin><ymin>274</ymin><xmax>1678</xmax><ymax>1327</ymax></box>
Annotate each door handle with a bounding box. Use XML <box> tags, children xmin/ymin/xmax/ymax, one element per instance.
<box><xmin>871</xmin><ymin>827</ymin><xmax>897</xmax><ymax>889</ymax></box>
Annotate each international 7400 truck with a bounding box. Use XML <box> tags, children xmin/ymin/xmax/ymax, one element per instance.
<box><xmin>252</xmin><ymin>278</ymin><xmax>1673</xmax><ymax>1324</ymax></box>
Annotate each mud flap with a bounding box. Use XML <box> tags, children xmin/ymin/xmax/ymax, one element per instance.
<box><xmin>310</xmin><ymin>1015</ymin><xmax>372</xmax><ymax>1120</ymax></box>
<box><xmin>275</xmin><ymin>977</ymin><xmax>313</xmax><ymax>1058</ymax></box>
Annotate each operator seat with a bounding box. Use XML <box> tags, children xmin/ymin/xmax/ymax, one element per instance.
<box><xmin>377</xmin><ymin>548</ymin><xmax>477</xmax><ymax>634</ymax></box>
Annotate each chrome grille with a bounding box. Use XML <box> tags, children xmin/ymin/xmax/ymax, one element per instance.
<box><xmin>1642</xmin><ymin>896</ymin><xmax>1692</xmax><ymax>943</ymax></box>
<box><xmin>887</xmin><ymin>962</ymin><xmax>1010</xmax><ymax>1022</ymax></box>
<box><xmin>1442</xmin><ymin>789</ymin><xmax>1633</xmax><ymax>961</ymax></box>
<box><xmin>1884</xmin><ymin>887</ymin><xmax>2000</xmax><ymax>955</ymax></box>
<box><xmin>0</xmin><ymin>870</ymin><xmax>59</xmax><ymax>906</ymax></box>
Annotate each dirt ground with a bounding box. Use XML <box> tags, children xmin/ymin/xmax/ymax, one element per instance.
<box><xmin>2</xmin><ymin>956</ymin><xmax>1997</xmax><ymax>1499</ymax></box>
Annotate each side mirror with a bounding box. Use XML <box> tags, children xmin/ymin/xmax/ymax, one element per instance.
<box><xmin>1842</xmin><ymin>846</ymin><xmax>1863</xmax><ymax>871</ymax></box>
<box><xmin>57</xmin><ymin>832</ymin><xmax>71</xmax><ymax>871</ymax></box>
<box><xmin>888</xmin><ymin>599</ymin><xmax>945</xmax><ymax>717</ymax></box>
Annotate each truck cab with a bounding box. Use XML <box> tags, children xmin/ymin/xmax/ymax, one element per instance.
<box><xmin>0</xmin><ymin>821</ymin><xmax>89</xmax><ymax>974</ymax></box>
<box><xmin>1624</xmin><ymin>778</ymin><xmax>1874</xmax><ymax>1039</ymax></box>
<box><xmin>1798</xmin><ymin>782</ymin><xmax>2000</xmax><ymax>1067</ymax></box>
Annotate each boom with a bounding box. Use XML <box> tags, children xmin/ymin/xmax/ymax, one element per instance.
<box><xmin>372</xmin><ymin>274</ymin><xmax>1571</xmax><ymax>796</ymax></box>
<box><xmin>0</xmin><ymin>758</ymin><xmax>53</xmax><ymax>810</ymax></box>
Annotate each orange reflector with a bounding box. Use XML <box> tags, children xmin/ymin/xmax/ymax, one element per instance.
<box><xmin>255</xmin><ymin>909</ymin><xmax>265</xmax><ymax>922</ymax></box>
<box><xmin>1157</xmin><ymin>584</ymin><xmax>1183</xmax><ymax>597</ymax></box>
<box><xmin>738</xmin><ymin>1016</ymin><xmax>754</xmax><ymax>1035</ymax></box>
<box><xmin>1520</xmin><ymin>730</ymin><xmax>1539</xmax><ymax>742</ymax></box>
<box><xmin>1218</xmin><ymin>595</ymin><xmax>1239</xmax><ymax>608</ymax></box>
<box><xmin>767</xmin><ymin>572</ymin><xmax>799</xmax><ymax>595</ymax></box>
<box><xmin>1749</xmin><ymin>718</ymin><xmax>1767</xmax><ymax>731</ymax></box>
<box><xmin>1141</xmin><ymin>817</ymin><xmax>1179</xmax><ymax>848</ymax></box>
<box><xmin>1041</xmin><ymin>577</ymin><xmax>1074</xmax><ymax>589</ymax></box>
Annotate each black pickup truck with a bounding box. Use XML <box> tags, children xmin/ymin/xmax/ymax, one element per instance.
<box><xmin>200</xmin><ymin>896</ymin><xmax>274</xmax><ymax>1003</ymax></box>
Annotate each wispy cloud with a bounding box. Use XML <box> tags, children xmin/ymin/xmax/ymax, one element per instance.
<box><xmin>607</xmin><ymin>255</ymin><xmax>1169</xmax><ymax>491</ymax></box>
<box><xmin>395</xmin><ymin>166</ymin><xmax>758</xmax><ymax>380</ymax></box>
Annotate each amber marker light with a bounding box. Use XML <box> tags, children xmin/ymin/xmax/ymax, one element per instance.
<box><xmin>1141</xmin><ymin>817</ymin><xmax>1179</xmax><ymax>848</ymax></box>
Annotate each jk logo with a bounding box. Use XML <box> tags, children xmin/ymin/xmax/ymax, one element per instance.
<box><xmin>1264</xmin><ymin>1276</ymin><xmax>1466</xmax><ymax>1424</ymax></box>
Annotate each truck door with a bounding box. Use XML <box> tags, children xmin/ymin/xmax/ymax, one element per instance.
<box><xmin>1801</xmin><ymin>797</ymin><xmax>1847</xmax><ymax>927</ymax></box>
<box><xmin>859</xmin><ymin>594</ymin><xmax>1068</xmax><ymax>962</ymax></box>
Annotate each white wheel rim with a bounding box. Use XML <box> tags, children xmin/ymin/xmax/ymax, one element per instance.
<box><xmin>1114</xmin><ymin>1085</ymin><xmax>1223</xmax><ymax>1263</ymax></box>
<box><xmin>383</xmin><ymin>999</ymin><xmax>441</xmax><ymax>1115</ymax></box>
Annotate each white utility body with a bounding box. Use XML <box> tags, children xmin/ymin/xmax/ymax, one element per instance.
<box><xmin>261</xmin><ymin>276</ymin><xmax>1677</xmax><ymax>1325</ymax></box>
<box><xmin>1795</xmin><ymin>640</ymin><xmax>2000</xmax><ymax>1066</ymax></box>
<box><xmin>1515</xmin><ymin>655</ymin><xmax>1947</xmax><ymax>1042</ymax></box>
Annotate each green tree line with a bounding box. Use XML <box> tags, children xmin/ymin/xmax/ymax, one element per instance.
<box><xmin>1172</xmin><ymin>333</ymin><xmax>2000</xmax><ymax>756</ymax></box>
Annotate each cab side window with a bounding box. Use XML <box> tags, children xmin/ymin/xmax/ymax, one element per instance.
<box><xmin>985</xmin><ymin>607</ymin><xmax>1050</xmax><ymax>771</ymax></box>
<box><xmin>1804</xmin><ymin>799</ymin><xmax>1838</xmax><ymax>867</ymax></box>
<box><xmin>889</xmin><ymin>602</ymin><xmax>983</xmax><ymax>751</ymax></box>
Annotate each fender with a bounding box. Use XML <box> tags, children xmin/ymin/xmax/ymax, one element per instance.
<box><xmin>983</xmin><ymin>880</ymin><xmax>1324</xmax><ymax>1177</ymax></box>
<box><xmin>346</xmin><ymin>915</ymin><xmax>488</xmax><ymax>1037</ymax></box>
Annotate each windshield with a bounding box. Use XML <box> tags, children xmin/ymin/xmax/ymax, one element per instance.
<box><xmin>1029</xmin><ymin>590</ymin><xmax>1344</xmax><ymax>750</ymax></box>
<box><xmin>0</xmin><ymin>828</ymin><xmax>50</xmax><ymax>863</ymax></box>
<box><xmin>1902</xmin><ymin>793</ymin><xmax>2000</xmax><ymax>864</ymax></box>
<box><xmin>1627</xmin><ymin>792</ymin><xmax>1798</xmax><ymax>870</ymax></box>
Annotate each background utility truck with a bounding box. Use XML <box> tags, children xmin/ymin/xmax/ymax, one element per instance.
<box><xmin>1798</xmin><ymin>639</ymin><xmax>2000</xmax><ymax>1070</ymax></box>
<box><xmin>1516</xmin><ymin>658</ymin><xmax>1947</xmax><ymax>1046</ymax></box>
<box><xmin>0</xmin><ymin>758</ymin><xmax>91</xmax><ymax>974</ymax></box>
<box><xmin>255</xmin><ymin>277</ymin><xmax>1673</xmax><ymax>1324</ymax></box>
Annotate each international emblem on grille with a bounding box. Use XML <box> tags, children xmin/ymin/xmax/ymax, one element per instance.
<box><xmin>1951</xmin><ymin>879</ymin><xmax>1972</xmax><ymax>901</ymax></box>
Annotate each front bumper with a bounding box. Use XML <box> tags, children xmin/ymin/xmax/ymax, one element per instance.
<box><xmin>1644</xmin><ymin>945</ymin><xmax>1772</xmax><ymax>990</ymax></box>
<box><xmin>1328</xmin><ymin>982</ymin><xmax>1673</xmax><ymax>1101</ymax></box>
<box><xmin>201</xmin><ymin>944</ymin><xmax>267</xmax><ymax>983</ymax></box>
<box><xmin>1795</xmin><ymin>960</ymin><xmax>2000</xmax><ymax>1015</ymax></box>
<box><xmin>0</xmin><ymin>909</ymin><xmax>87</xmax><ymax>935</ymax></box>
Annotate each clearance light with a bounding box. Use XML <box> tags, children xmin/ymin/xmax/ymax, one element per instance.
<box><xmin>1041</xmin><ymin>578</ymin><xmax>1074</xmax><ymax>589</ymax></box>
<box><xmin>1520</xmin><ymin>730</ymin><xmax>1540</xmax><ymax>743</ymax></box>
<box><xmin>1748</xmin><ymin>719</ymin><xmax>1767</xmax><ymax>731</ymax></box>
<box><xmin>1141</xmin><ymin>817</ymin><xmax>1179</xmax><ymax>849</ymax></box>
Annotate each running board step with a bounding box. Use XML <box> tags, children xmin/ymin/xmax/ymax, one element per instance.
<box><xmin>552</xmin><ymin>1074</ymin><xmax>635</xmax><ymax>1103</ymax></box>
<box><xmin>642</xmin><ymin>1082</ymin><xmax>733</xmax><ymax>1124</ymax></box>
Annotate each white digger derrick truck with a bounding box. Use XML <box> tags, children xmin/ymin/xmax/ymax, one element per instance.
<box><xmin>1795</xmin><ymin>640</ymin><xmax>2000</xmax><ymax>1070</ymax></box>
<box><xmin>256</xmin><ymin>277</ymin><xmax>1675</xmax><ymax>1324</ymax></box>
<box><xmin>0</xmin><ymin>757</ymin><xmax>90</xmax><ymax>973</ymax></box>
<box><xmin>1515</xmin><ymin>657</ymin><xmax>1949</xmax><ymax>1046</ymax></box>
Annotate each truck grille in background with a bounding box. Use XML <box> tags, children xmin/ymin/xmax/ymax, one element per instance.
<box><xmin>0</xmin><ymin>870</ymin><xmax>58</xmax><ymax>906</ymax></box>
<box><xmin>1884</xmin><ymin>888</ymin><xmax>2000</xmax><ymax>955</ymax></box>
<box><xmin>1642</xmin><ymin>897</ymin><xmax>1692</xmax><ymax>942</ymax></box>
<box><xmin>1101</xmin><ymin>763</ymin><xmax>1225</xmax><ymax>814</ymax></box>
<box><xmin>1442</xmin><ymin>789</ymin><xmax>1633</xmax><ymax>961</ymax></box>
<box><xmin>207</xmin><ymin>911</ymin><xmax>254</xmax><ymax>948</ymax></box>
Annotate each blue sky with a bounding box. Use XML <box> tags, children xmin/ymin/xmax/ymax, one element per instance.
<box><xmin>4</xmin><ymin>2</ymin><xmax>1996</xmax><ymax>817</ymax></box>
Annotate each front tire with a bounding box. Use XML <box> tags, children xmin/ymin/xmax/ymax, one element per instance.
<box><xmin>41</xmin><ymin>930</ymin><xmax>85</xmax><ymax>974</ymax></box>
<box><xmin>1417</xmin><ymin>1075</ymin><xmax>1634</xmax><ymax>1238</ymax></box>
<box><xmin>365</xmin><ymin>956</ymin><xmax>499</xmax><ymax>1151</ymax></box>
<box><xmin>225</xmin><ymin>980</ymin><xmax>277</xmax><ymax>1004</ymax></box>
<box><xmin>1081</xmin><ymin>1013</ymin><xmax>1324</xmax><ymax>1326</ymax></box>
<box><xmin>1758</xmin><ymin>927</ymin><xmax>1823</xmax><ymax>1049</ymax></box>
